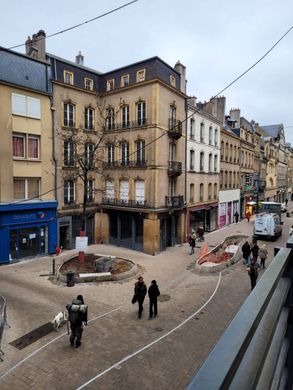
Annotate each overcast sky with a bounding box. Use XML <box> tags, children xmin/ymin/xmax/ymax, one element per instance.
<box><xmin>1</xmin><ymin>0</ymin><xmax>293</xmax><ymax>143</ymax></box>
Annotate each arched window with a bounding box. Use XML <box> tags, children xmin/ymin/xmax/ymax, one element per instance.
<box><xmin>190</xmin><ymin>183</ymin><xmax>194</xmax><ymax>202</ymax></box>
<box><xmin>214</xmin><ymin>155</ymin><xmax>218</xmax><ymax>172</ymax></box>
<box><xmin>214</xmin><ymin>183</ymin><xmax>218</xmax><ymax>200</ymax></box>
<box><xmin>190</xmin><ymin>118</ymin><xmax>195</xmax><ymax>139</ymax></box>
<box><xmin>208</xmin><ymin>153</ymin><xmax>212</xmax><ymax>172</ymax></box>
<box><xmin>200</xmin><ymin>152</ymin><xmax>204</xmax><ymax>171</ymax></box>
<box><xmin>208</xmin><ymin>183</ymin><xmax>212</xmax><ymax>200</ymax></box>
<box><xmin>190</xmin><ymin>150</ymin><xmax>195</xmax><ymax>170</ymax></box>
<box><xmin>214</xmin><ymin>129</ymin><xmax>218</xmax><ymax>146</ymax></box>
<box><xmin>200</xmin><ymin>123</ymin><xmax>205</xmax><ymax>142</ymax></box>
<box><xmin>200</xmin><ymin>183</ymin><xmax>204</xmax><ymax>201</ymax></box>
<box><xmin>209</xmin><ymin>126</ymin><xmax>213</xmax><ymax>145</ymax></box>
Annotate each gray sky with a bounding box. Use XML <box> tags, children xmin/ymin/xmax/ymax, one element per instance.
<box><xmin>2</xmin><ymin>0</ymin><xmax>293</xmax><ymax>143</ymax></box>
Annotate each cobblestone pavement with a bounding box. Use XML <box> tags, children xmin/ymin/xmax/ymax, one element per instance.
<box><xmin>0</xmin><ymin>210</ymin><xmax>292</xmax><ymax>389</ymax></box>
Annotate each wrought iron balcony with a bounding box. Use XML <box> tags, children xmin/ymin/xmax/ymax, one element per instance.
<box><xmin>101</xmin><ymin>197</ymin><xmax>149</xmax><ymax>208</ymax></box>
<box><xmin>168</xmin><ymin>119</ymin><xmax>182</xmax><ymax>139</ymax></box>
<box><xmin>168</xmin><ymin>161</ymin><xmax>182</xmax><ymax>176</ymax></box>
<box><xmin>165</xmin><ymin>195</ymin><xmax>184</xmax><ymax>208</ymax></box>
<box><xmin>105</xmin><ymin>119</ymin><xmax>148</xmax><ymax>131</ymax></box>
<box><xmin>104</xmin><ymin>160</ymin><xmax>147</xmax><ymax>169</ymax></box>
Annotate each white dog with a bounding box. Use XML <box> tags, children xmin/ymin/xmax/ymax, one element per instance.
<box><xmin>51</xmin><ymin>311</ymin><xmax>67</xmax><ymax>330</ymax></box>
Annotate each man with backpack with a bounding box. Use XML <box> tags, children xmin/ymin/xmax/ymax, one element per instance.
<box><xmin>66</xmin><ymin>294</ymin><xmax>88</xmax><ymax>348</ymax></box>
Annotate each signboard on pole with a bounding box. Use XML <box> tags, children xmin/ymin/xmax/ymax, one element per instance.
<box><xmin>75</xmin><ymin>236</ymin><xmax>88</xmax><ymax>251</ymax></box>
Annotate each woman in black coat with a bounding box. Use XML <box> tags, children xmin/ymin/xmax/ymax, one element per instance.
<box><xmin>148</xmin><ymin>280</ymin><xmax>160</xmax><ymax>319</ymax></box>
<box><xmin>134</xmin><ymin>277</ymin><xmax>147</xmax><ymax>319</ymax></box>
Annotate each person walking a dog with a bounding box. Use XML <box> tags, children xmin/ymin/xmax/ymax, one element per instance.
<box><xmin>132</xmin><ymin>276</ymin><xmax>147</xmax><ymax>319</ymax></box>
<box><xmin>66</xmin><ymin>294</ymin><xmax>87</xmax><ymax>348</ymax></box>
<box><xmin>148</xmin><ymin>280</ymin><xmax>160</xmax><ymax>319</ymax></box>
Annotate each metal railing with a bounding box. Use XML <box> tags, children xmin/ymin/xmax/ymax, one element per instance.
<box><xmin>168</xmin><ymin>119</ymin><xmax>183</xmax><ymax>138</ymax></box>
<box><xmin>168</xmin><ymin>161</ymin><xmax>182</xmax><ymax>176</ymax></box>
<box><xmin>188</xmin><ymin>245</ymin><xmax>293</xmax><ymax>389</ymax></box>
<box><xmin>104</xmin><ymin>160</ymin><xmax>147</xmax><ymax>169</ymax></box>
<box><xmin>165</xmin><ymin>195</ymin><xmax>184</xmax><ymax>208</ymax></box>
<box><xmin>101</xmin><ymin>198</ymin><xmax>149</xmax><ymax>208</ymax></box>
<box><xmin>105</xmin><ymin>119</ymin><xmax>148</xmax><ymax>131</ymax></box>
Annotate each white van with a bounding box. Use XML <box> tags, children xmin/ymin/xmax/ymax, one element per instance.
<box><xmin>254</xmin><ymin>213</ymin><xmax>282</xmax><ymax>240</ymax></box>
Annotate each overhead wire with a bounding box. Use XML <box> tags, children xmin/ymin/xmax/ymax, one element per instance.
<box><xmin>7</xmin><ymin>21</ymin><xmax>293</xmax><ymax>205</ymax></box>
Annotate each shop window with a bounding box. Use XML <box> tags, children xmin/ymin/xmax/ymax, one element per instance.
<box><xmin>13</xmin><ymin>177</ymin><xmax>40</xmax><ymax>200</ymax></box>
<box><xmin>64</xmin><ymin>180</ymin><xmax>75</xmax><ymax>204</ymax></box>
<box><xmin>84</xmin><ymin>107</ymin><xmax>94</xmax><ymax>130</ymax></box>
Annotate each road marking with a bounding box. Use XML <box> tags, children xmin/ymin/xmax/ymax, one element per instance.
<box><xmin>76</xmin><ymin>272</ymin><xmax>222</xmax><ymax>390</ymax></box>
<box><xmin>0</xmin><ymin>305</ymin><xmax>125</xmax><ymax>382</ymax></box>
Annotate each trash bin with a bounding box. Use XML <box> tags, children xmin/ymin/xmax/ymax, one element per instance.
<box><xmin>67</xmin><ymin>271</ymin><xmax>75</xmax><ymax>287</ymax></box>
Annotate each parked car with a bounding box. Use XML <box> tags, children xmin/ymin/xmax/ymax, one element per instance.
<box><xmin>281</xmin><ymin>203</ymin><xmax>287</xmax><ymax>212</ymax></box>
<box><xmin>254</xmin><ymin>213</ymin><xmax>282</xmax><ymax>240</ymax></box>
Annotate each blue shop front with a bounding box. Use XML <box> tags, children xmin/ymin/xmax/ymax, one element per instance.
<box><xmin>0</xmin><ymin>201</ymin><xmax>58</xmax><ymax>264</ymax></box>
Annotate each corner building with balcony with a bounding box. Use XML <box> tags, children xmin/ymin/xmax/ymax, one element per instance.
<box><xmin>98</xmin><ymin>59</ymin><xmax>187</xmax><ymax>254</ymax></box>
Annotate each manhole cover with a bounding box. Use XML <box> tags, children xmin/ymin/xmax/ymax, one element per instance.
<box><xmin>155</xmin><ymin>327</ymin><xmax>164</xmax><ymax>332</ymax></box>
<box><xmin>158</xmin><ymin>294</ymin><xmax>170</xmax><ymax>302</ymax></box>
<box><xmin>10</xmin><ymin>322</ymin><xmax>54</xmax><ymax>350</ymax></box>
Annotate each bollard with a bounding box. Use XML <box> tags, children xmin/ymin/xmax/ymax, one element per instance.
<box><xmin>67</xmin><ymin>271</ymin><xmax>75</xmax><ymax>287</ymax></box>
<box><xmin>52</xmin><ymin>258</ymin><xmax>55</xmax><ymax>276</ymax></box>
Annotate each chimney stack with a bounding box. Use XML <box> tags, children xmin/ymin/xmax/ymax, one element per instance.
<box><xmin>174</xmin><ymin>60</ymin><xmax>186</xmax><ymax>94</ymax></box>
<box><xmin>229</xmin><ymin>108</ymin><xmax>241</xmax><ymax>128</ymax></box>
<box><xmin>75</xmin><ymin>51</ymin><xmax>84</xmax><ymax>65</ymax></box>
<box><xmin>25</xmin><ymin>30</ymin><xmax>46</xmax><ymax>61</ymax></box>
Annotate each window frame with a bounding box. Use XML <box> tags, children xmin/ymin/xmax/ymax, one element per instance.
<box><xmin>108</xmin><ymin>144</ymin><xmax>115</xmax><ymax>165</ymax></box>
<box><xmin>121</xmin><ymin>105</ymin><xmax>130</xmax><ymax>129</ymax></box>
<box><xmin>136</xmin><ymin>140</ymin><xmax>145</xmax><ymax>165</ymax></box>
<box><xmin>121</xmin><ymin>74</ymin><xmax>130</xmax><ymax>87</ymax></box>
<box><xmin>12</xmin><ymin>93</ymin><xmax>41</xmax><ymax>119</ymax></box>
<box><xmin>13</xmin><ymin>177</ymin><xmax>40</xmax><ymax>200</ymax></box>
<box><xmin>84</xmin><ymin>77</ymin><xmax>93</xmax><ymax>91</ymax></box>
<box><xmin>136</xmin><ymin>69</ymin><xmax>146</xmax><ymax>83</ymax></box>
<box><xmin>121</xmin><ymin>142</ymin><xmax>129</xmax><ymax>166</ymax></box>
<box><xmin>64</xmin><ymin>70</ymin><xmax>74</xmax><ymax>85</ymax></box>
<box><xmin>64</xmin><ymin>140</ymin><xmax>75</xmax><ymax>167</ymax></box>
<box><xmin>27</xmin><ymin>135</ymin><xmax>40</xmax><ymax>160</ymax></box>
<box><xmin>106</xmin><ymin>79</ymin><xmax>115</xmax><ymax>91</ymax></box>
<box><xmin>64</xmin><ymin>180</ymin><xmax>75</xmax><ymax>204</ymax></box>
<box><xmin>12</xmin><ymin>133</ymin><xmax>25</xmax><ymax>159</ymax></box>
<box><xmin>63</xmin><ymin>102</ymin><xmax>75</xmax><ymax>128</ymax></box>
<box><xmin>84</xmin><ymin>107</ymin><xmax>94</xmax><ymax>130</ymax></box>
<box><xmin>86</xmin><ymin>179</ymin><xmax>94</xmax><ymax>203</ymax></box>
<box><xmin>136</xmin><ymin>101</ymin><xmax>146</xmax><ymax>126</ymax></box>
<box><xmin>170</xmin><ymin>75</ymin><xmax>176</xmax><ymax>87</ymax></box>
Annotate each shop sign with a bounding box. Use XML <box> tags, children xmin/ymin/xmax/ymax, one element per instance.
<box><xmin>76</xmin><ymin>236</ymin><xmax>88</xmax><ymax>250</ymax></box>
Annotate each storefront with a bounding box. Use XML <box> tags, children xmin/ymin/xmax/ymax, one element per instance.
<box><xmin>218</xmin><ymin>189</ymin><xmax>240</xmax><ymax>228</ymax></box>
<box><xmin>187</xmin><ymin>202</ymin><xmax>218</xmax><ymax>234</ymax></box>
<box><xmin>0</xmin><ymin>201</ymin><xmax>58</xmax><ymax>264</ymax></box>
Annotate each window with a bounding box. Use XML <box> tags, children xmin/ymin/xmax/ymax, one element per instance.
<box><xmin>214</xmin><ymin>129</ymin><xmax>218</xmax><ymax>146</ymax></box>
<box><xmin>64</xmin><ymin>141</ymin><xmax>75</xmax><ymax>166</ymax></box>
<box><xmin>136</xmin><ymin>101</ymin><xmax>146</xmax><ymax>126</ymax></box>
<box><xmin>136</xmin><ymin>69</ymin><xmax>146</xmax><ymax>82</ymax></box>
<box><xmin>12</xmin><ymin>93</ymin><xmax>40</xmax><ymax>119</ymax></box>
<box><xmin>168</xmin><ymin>178</ymin><xmax>175</xmax><ymax>197</ymax></box>
<box><xmin>190</xmin><ymin>150</ymin><xmax>195</xmax><ymax>170</ymax></box>
<box><xmin>13</xmin><ymin>133</ymin><xmax>40</xmax><ymax>159</ymax></box>
<box><xmin>214</xmin><ymin>183</ymin><xmax>218</xmax><ymax>200</ymax></box>
<box><xmin>106</xmin><ymin>108</ymin><xmax>115</xmax><ymax>130</ymax></box>
<box><xmin>64</xmin><ymin>180</ymin><xmax>75</xmax><ymax>204</ymax></box>
<box><xmin>200</xmin><ymin>123</ymin><xmax>205</xmax><ymax>142</ymax></box>
<box><xmin>208</xmin><ymin>154</ymin><xmax>212</xmax><ymax>172</ymax></box>
<box><xmin>121</xmin><ymin>105</ymin><xmax>130</xmax><ymax>128</ymax></box>
<box><xmin>190</xmin><ymin>118</ymin><xmax>195</xmax><ymax>139</ymax></box>
<box><xmin>135</xmin><ymin>180</ymin><xmax>145</xmax><ymax>205</ymax></box>
<box><xmin>121</xmin><ymin>74</ymin><xmax>129</xmax><ymax>87</ymax></box>
<box><xmin>13</xmin><ymin>177</ymin><xmax>40</xmax><ymax>200</ymax></box>
<box><xmin>107</xmin><ymin>79</ymin><xmax>115</xmax><ymax>91</ymax></box>
<box><xmin>170</xmin><ymin>75</ymin><xmax>176</xmax><ymax>87</ymax></box>
<box><xmin>121</xmin><ymin>142</ymin><xmax>129</xmax><ymax>166</ymax></box>
<box><xmin>63</xmin><ymin>102</ymin><xmax>75</xmax><ymax>127</ymax></box>
<box><xmin>199</xmin><ymin>183</ymin><xmax>204</xmax><ymax>201</ymax></box>
<box><xmin>86</xmin><ymin>180</ymin><xmax>94</xmax><ymax>202</ymax></box>
<box><xmin>85</xmin><ymin>143</ymin><xmax>94</xmax><ymax>167</ymax></box>
<box><xmin>84</xmin><ymin>107</ymin><xmax>94</xmax><ymax>130</ymax></box>
<box><xmin>190</xmin><ymin>183</ymin><xmax>194</xmax><ymax>202</ymax></box>
<box><xmin>84</xmin><ymin>78</ymin><xmax>93</xmax><ymax>91</ymax></box>
<box><xmin>136</xmin><ymin>140</ymin><xmax>145</xmax><ymax>165</ymax></box>
<box><xmin>214</xmin><ymin>155</ymin><xmax>218</xmax><ymax>172</ymax></box>
<box><xmin>209</xmin><ymin>127</ymin><xmax>213</xmax><ymax>145</ymax></box>
<box><xmin>108</xmin><ymin>144</ymin><xmax>115</xmax><ymax>165</ymax></box>
<box><xmin>200</xmin><ymin>152</ymin><xmax>204</xmax><ymax>171</ymax></box>
<box><xmin>64</xmin><ymin>71</ymin><xmax>74</xmax><ymax>85</ymax></box>
<box><xmin>208</xmin><ymin>183</ymin><xmax>212</xmax><ymax>200</ymax></box>
<box><xmin>106</xmin><ymin>180</ymin><xmax>115</xmax><ymax>200</ymax></box>
<box><xmin>28</xmin><ymin>135</ymin><xmax>39</xmax><ymax>159</ymax></box>
<box><xmin>13</xmin><ymin>134</ymin><xmax>25</xmax><ymax>158</ymax></box>
<box><xmin>169</xmin><ymin>105</ymin><xmax>176</xmax><ymax>122</ymax></box>
<box><xmin>169</xmin><ymin>143</ymin><xmax>176</xmax><ymax>161</ymax></box>
<box><xmin>120</xmin><ymin>180</ymin><xmax>129</xmax><ymax>203</ymax></box>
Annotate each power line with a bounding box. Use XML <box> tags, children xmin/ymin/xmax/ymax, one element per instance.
<box><xmin>8</xmin><ymin>0</ymin><xmax>139</xmax><ymax>50</ymax></box>
<box><xmin>9</xmin><ymin>22</ymin><xmax>293</xmax><ymax>204</ymax></box>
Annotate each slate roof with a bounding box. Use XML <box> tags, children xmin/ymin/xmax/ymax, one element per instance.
<box><xmin>260</xmin><ymin>124</ymin><xmax>283</xmax><ymax>138</ymax></box>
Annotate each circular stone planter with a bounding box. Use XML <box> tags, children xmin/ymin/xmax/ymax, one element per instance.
<box><xmin>57</xmin><ymin>253</ymin><xmax>137</xmax><ymax>283</ymax></box>
<box><xmin>194</xmin><ymin>235</ymin><xmax>250</xmax><ymax>274</ymax></box>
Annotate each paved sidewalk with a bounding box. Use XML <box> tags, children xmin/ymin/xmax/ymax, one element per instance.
<box><xmin>0</xmin><ymin>215</ymin><xmax>291</xmax><ymax>389</ymax></box>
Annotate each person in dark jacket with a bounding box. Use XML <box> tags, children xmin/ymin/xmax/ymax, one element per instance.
<box><xmin>234</xmin><ymin>211</ymin><xmax>239</xmax><ymax>223</ymax></box>
<box><xmin>134</xmin><ymin>277</ymin><xmax>147</xmax><ymax>319</ymax></box>
<box><xmin>66</xmin><ymin>294</ymin><xmax>88</xmax><ymax>348</ymax></box>
<box><xmin>148</xmin><ymin>280</ymin><xmax>160</xmax><ymax>319</ymax></box>
<box><xmin>251</xmin><ymin>242</ymin><xmax>259</xmax><ymax>264</ymax></box>
<box><xmin>189</xmin><ymin>231</ymin><xmax>196</xmax><ymax>255</ymax></box>
<box><xmin>248</xmin><ymin>260</ymin><xmax>258</xmax><ymax>290</ymax></box>
<box><xmin>242</xmin><ymin>241</ymin><xmax>251</xmax><ymax>265</ymax></box>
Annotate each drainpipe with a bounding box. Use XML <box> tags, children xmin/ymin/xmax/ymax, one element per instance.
<box><xmin>51</xmin><ymin>58</ymin><xmax>58</xmax><ymax>202</ymax></box>
<box><xmin>184</xmin><ymin>98</ymin><xmax>188</xmax><ymax>242</ymax></box>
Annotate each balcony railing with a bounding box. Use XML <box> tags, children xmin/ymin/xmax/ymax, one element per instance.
<box><xmin>165</xmin><ymin>195</ymin><xmax>184</xmax><ymax>208</ymax></box>
<box><xmin>168</xmin><ymin>161</ymin><xmax>182</xmax><ymax>176</ymax></box>
<box><xmin>101</xmin><ymin>197</ymin><xmax>149</xmax><ymax>208</ymax></box>
<box><xmin>168</xmin><ymin>119</ymin><xmax>182</xmax><ymax>139</ymax></box>
<box><xmin>105</xmin><ymin>119</ymin><xmax>148</xmax><ymax>131</ymax></box>
<box><xmin>104</xmin><ymin>160</ymin><xmax>147</xmax><ymax>169</ymax></box>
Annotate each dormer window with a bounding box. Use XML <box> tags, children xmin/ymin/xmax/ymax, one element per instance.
<box><xmin>107</xmin><ymin>79</ymin><xmax>115</xmax><ymax>91</ymax></box>
<box><xmin>64</xmin><ymin>71</ymin><xmax>74</xmax><ymax>85</ymax></box>
<box><xmin>84</xmin><ymin>78</ymin><xmax>93</xmax><ymax>91</ymax></box>
<box><xmin>121</xmin><ymin>74</ymin><xmax>129</xmax><ymax>87</ymax></box>
<box><xmin>170</xmin><ymin>75</ymin><xmax>176</xmax><ymax>87</ymax></box>
<box><xmin>136</xmin><ymin>69</ymin><xmax>146</xmax><ymax>83</ymax></box>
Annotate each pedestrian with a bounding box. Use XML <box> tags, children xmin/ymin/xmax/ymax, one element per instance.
<box><xmin>289</xmin><ymin>225</ymin><xmax>293</xmax><ymax>236</ymax></box>
<box><xmin>189</xmin><ymin>231</ymin><xmax>196</xmax><ymax>255</ymax></box>
<box><xmin>259</xmin><ymin>244</ymin><xmax>268</xmax><ymax>269</ymax></box>
<box><xmin>66</xmin><ymin>294</ymin><xmax>88</xmax><ymax>348</ymax></box>
<box><xmin>148</xmin><ymin>280</ymin><xmax>160</xmax><ymax>319</ymax></box>
<box><xmin>234</xmin><ymin>211</ymin><xmax>239</xmax><ymax>224</ymax></box>
<box><xmin>285</xmin><ymin>198</ymin><xmax>288</xmax><ymax>206</ymax></box>
<box><xmin>248</xmin><ymin>260</ymin><xmax>258</xmax><ymax>291</ymax></box>
<box><xmin>196</xmin><ymin>225</ymin><xmax>204</xmax><ymax>241</ymax></box>
<box><xmin>251</xmin><ymin>242</ymin><xmax>259</xmax><ymax>264</ymax></box>
<box><xmin>241</xmin><ymin>241</ymin><xmax>251</xmax><ymax>265</ymax></box>
<box><xmin>133</xmin><ymin>276</ymin><xmax>147</xmax><ymax>319</ymax></box>
<box><xmin>246</xmin><ymin>211</ymin><xmax>251</xmax><ymax>222</ymax></box>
